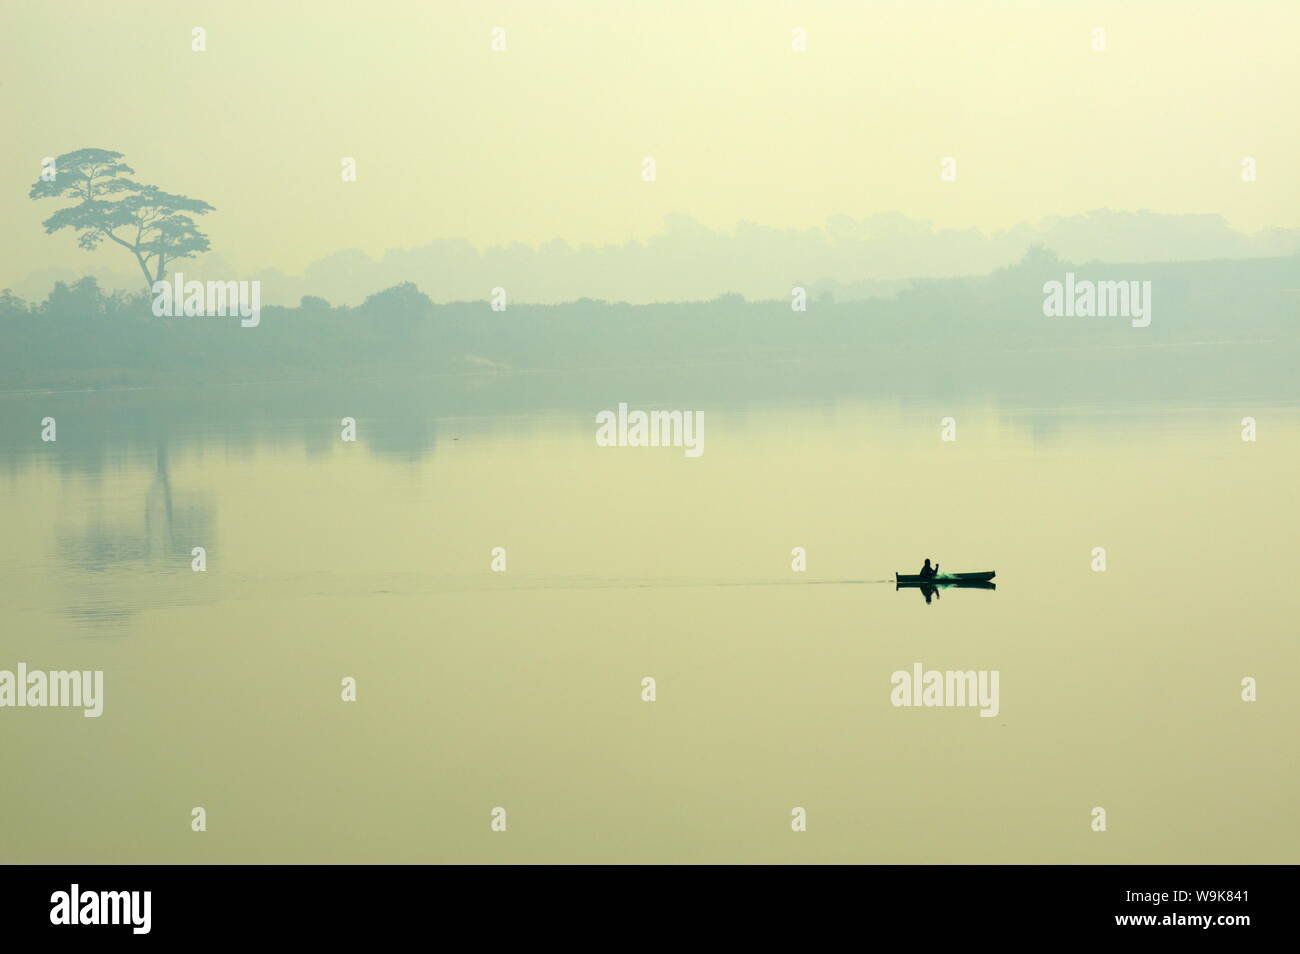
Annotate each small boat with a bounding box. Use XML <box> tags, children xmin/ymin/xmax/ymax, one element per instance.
<box><xmin>895</xmin><ymin>571</ymin><xmax>995</xmax><ymax>584</ymax></box>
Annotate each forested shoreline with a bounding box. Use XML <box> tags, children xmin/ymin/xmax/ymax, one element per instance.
<box><xmin>3</xmin><ymin>253</ymin><xmax>1296</xmax><ymax>399</ymax></box>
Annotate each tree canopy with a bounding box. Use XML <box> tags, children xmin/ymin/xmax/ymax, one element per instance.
<box><xmin>29</xmin><ymin>148</ymin><xmax>215</xmax><ymax>289</ymax></box>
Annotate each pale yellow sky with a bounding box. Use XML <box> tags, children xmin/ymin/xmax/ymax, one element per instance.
<box><xmin>3</xmin><ymin>0</ymin><xmax>1297</xmax><ymax>282</ymax></box>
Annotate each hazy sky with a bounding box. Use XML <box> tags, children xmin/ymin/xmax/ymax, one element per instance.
<box><xmin>3</xmin><ymin>0</ymin><xmax>1297</xmax><ymax>285</ymax></box>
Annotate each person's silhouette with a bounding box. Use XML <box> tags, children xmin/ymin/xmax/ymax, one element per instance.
<box><xmin>918</xmin><ymin>558</ymin><xmax>940</xmax><ymax>580</ymax></box>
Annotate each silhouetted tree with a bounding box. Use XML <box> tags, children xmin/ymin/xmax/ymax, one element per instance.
<box><xmin>43</xmin><ymin>277</ymin><xmax>105</xmax><ymax>319</ymax></box>
<box><xmin>360</xmin><ymin>282</ymin><xmax>433</xmax><ymax>320</ymax></box>
<box><xmin>1019</xmin><ymin>243</ymin><xmax>1062</xmax><ymax>269</ymax></box>
<box><xmin>29</xmin><ymin>148</ymin><xmax>214</xmax><ymax>290</ymax></box>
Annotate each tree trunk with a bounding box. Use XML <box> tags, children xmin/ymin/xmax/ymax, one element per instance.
<box><xmin>134</xmin><ymin>253</ymin><xmax>155</xmax><ymax>292</ymax></box>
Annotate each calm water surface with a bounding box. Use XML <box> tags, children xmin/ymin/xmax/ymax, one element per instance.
<box><xmin>2</xmin><ymin>391</ymin><xmax>1297</xmax><ymax>862</ymax></box>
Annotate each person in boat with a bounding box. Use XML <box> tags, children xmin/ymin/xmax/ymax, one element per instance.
<box><xmin>918</xmin><ymin>558</ymin><xmax>939</xmax><ymax>580</ymax></box>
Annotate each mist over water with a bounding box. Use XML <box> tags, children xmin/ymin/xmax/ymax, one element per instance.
<box><xmin>2</xmin><ymin>374</ymin><xmax>1295</xmax><ymax>862</ymax></box>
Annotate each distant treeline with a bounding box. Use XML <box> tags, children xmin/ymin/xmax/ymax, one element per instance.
<box><xmin>2</xmin><ymin>252</ymin><xmax>1297</xmax><ymax>396</ymax></box>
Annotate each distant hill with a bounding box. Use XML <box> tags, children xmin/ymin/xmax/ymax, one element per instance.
<box><xmin>8</xmin><ymin>210</ymin><xmax>1299</xmax><ymax>308</ymax></box>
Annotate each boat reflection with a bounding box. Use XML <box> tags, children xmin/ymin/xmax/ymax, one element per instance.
<box><xmin>895</xmin><ymin>580</ymin><xmax>997</xmax><ymax>604</ymax></box>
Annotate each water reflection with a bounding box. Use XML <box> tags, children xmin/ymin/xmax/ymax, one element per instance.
<box><xmin>55</xmin><ymin>440</ymin><xmax>215</xmax><ymax>631</ymax></box>
<box><xmin>896</xmin><ymin>580</ymin><xmax>998</xmax><ymax>604</ymax></box>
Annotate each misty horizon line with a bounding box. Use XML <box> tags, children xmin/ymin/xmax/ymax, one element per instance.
<box><xmin>11</xmin><ymin>208</ymin><xmax>1300</xmax><ymax>308</ymax></box>
<box><xmin>11</xmin><ymin>249</ymin><xmax>1300</xmax><ymax>314</ymax></box>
